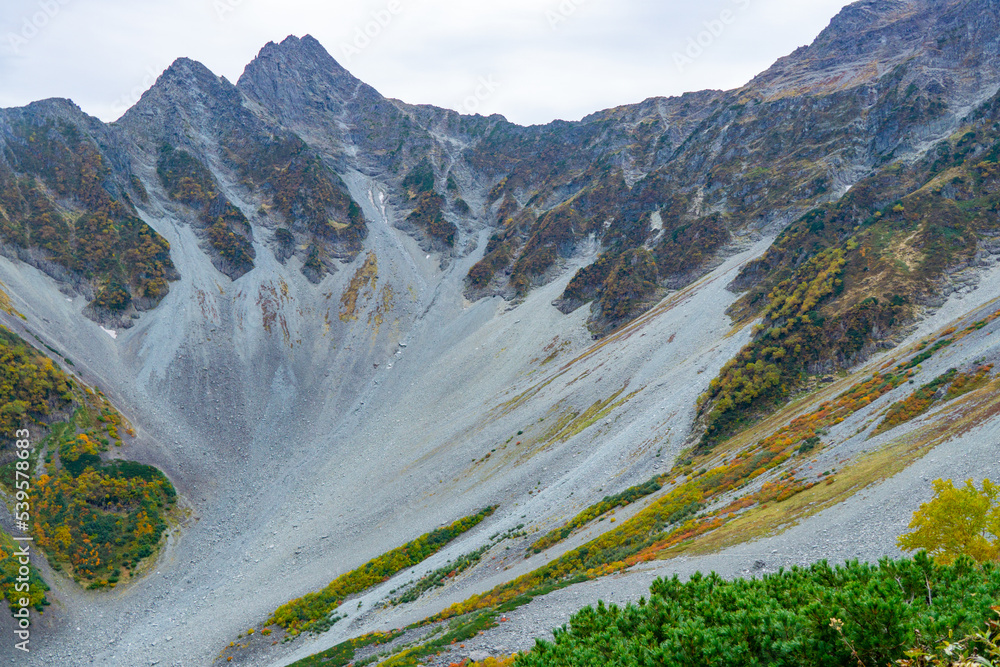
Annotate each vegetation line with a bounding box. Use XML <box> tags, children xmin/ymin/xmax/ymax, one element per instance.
<box><xmin>267</xmin><ymin>506</ymin><xmax>497</xmax><ymax>636</ymax></box>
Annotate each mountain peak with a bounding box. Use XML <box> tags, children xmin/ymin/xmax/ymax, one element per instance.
<box><xmin>236</xmin><ymin>34</ymin><xmax>381</xmax><ymax>133</ymax></box>
<box><xmin>160</xmin><ymin>57</ymin><xmax>223</xmax><ymax>87</ymax></box>
<box><xmin>115</xmin><ymin>55</ymin><xmax>243</xmax><ymax>142</ymax></box>
<box><xmin>240</xmin><ymin>34</ymin><xmax>352</xmax><ymax>85</ymax></box>
<box><xmin>743</xmin><ymin>0</ymin><xmax>974</xmax><ymax>100</ymax></box>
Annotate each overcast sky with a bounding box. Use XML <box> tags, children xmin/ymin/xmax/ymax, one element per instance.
<box><xmin>0</xmin><ymin>0</ymin><xmax>854</xmax><ymax>126</ymax></box>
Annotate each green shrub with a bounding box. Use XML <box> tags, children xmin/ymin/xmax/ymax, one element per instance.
<box><xmin>516</xmin><ymin>555</ymin><xmax>1000</xmax><ymax>667</ymax></box>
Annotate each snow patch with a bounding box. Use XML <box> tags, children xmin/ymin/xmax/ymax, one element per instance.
<box><xmin>100</xmin><ymin>326</ymin><xmax>118</xmax><ymax>339</ymax></box>
<box><xmin>649</xmin><ymin>211</ymin><xmax>664</xmax><ymax>231</ymax></box>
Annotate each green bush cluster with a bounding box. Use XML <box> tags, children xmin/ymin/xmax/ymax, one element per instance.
<box><xmin>517</xmin><ymin>555</ymin><xmax>1000</xmax><ymax>667</ymax></box>
<box><xmin>281</xmin><ymin>629</ymin><xmax>402</xmax><ymax>667</ymax></box>
<box><xmin>393</xmin><ymin>545</ymin><xmax>491</xmax><ymax>605</ymax></box>
<box><xmin>33</xmin><ymin>417</ymin><xmax>176</xmax><ymax>584</ymax></box>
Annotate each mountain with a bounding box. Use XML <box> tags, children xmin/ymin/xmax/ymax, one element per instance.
<box><xmin>0</xmin><ymin>1</ymin><xmax>1000</xmax><ymax>665</ymax></box>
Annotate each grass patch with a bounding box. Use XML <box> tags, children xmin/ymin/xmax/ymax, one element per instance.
<box><xmin>544</xmin><ymin>386</ymin><xmax>638</xmax><ymax>444</ymax></box>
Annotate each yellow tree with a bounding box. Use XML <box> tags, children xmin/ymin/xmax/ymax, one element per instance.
<box><xmin>898</xmin><ymin>478</ymin><xmax>1000</xmax><ymax>564</ymax></box>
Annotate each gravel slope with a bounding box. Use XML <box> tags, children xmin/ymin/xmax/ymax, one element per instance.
<box><xmin>0</xmin><ymin>164</ymin><xmax>999</xmax><ymax>667</ymax></box>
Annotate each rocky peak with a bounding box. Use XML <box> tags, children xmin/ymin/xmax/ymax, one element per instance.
<box><xmin>115</xmin><ymin>56</ymin><xmax>245</xmax><ymax>154</ymax></box>
<box><xmin>249</xmin><ymin>35</ymin><xmax>353</xmax><ymax>79</ymax></box>
<box><xmin>129</xmin><ymin>57</ymin><xmax>239</xmax><ymax>113</ymax></box>
<box><xmin>237</xmin><ymin>34</ymin><xmax>376</xmax><ymax>122</ymax></box>
<box><xmin>743</xmin><ymin>0</ymin><xmax>991</xmax><ymax>101</ymax></box>
<box><xmin>237</xmin><ymin>35</ymin><xmax>434</xmax><ymax>174</ymax></box>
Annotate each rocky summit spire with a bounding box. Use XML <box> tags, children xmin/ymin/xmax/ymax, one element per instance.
<box><xmin>235</xmin><ymin>34</ymin><xmax>425</xmax><ymax>171</ymax></box>
<box><xmin>115</xmin><ymin>56</ymin><xmax>246</xmax><ymax>152</ymax></box>
<box><xmin>237</xmin><ymin>34</ymin><xmax>372</xmax><ymax>118</ymax></box>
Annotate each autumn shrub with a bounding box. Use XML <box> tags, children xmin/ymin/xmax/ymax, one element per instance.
<box><xmin>436</xmin><ymin>362</ymin><xmax>936</xmax><ymax>623</ymax></box>
<box><xmin>701</xmin><ymin>113</ymin><xmax>1000</xmax><ymax>449</ymax></box>
<box><xmin>898</xmin><ymin>478</ymin><xmax>999</xmax><ymax>564</ymax></box>
<box><xmin>407</xmin><ymin>192</ymin><xmax>456</xmax><ymax>247</ymax></box>
<box><xmin>0</xmin><ymin>329</ymin><xmax>172</xmax><ymax>586</ymax></box>
<box><xmin>1</xmin><ymin>119</ymin><xmax>177</xmax><ymax>309</ymax></box>
<box><xmin>21</xmin><ymin>404</ymin><xmax>176</xmax><ymax>585</ymax></box>
<box><xmin>531</xmin><ymin>477</ymin><xmax>665</xmax><ymax>553</ymax></box>
<box><xmin>0</xmin><ymin>529</ymin><xmax>49</xmax><ymax>614</ymax></box>
<box><xmin>33</xmin><ymin>458</ymin><xmax>176</xmax><ymax>581</ymax></box>
<box><xmin>0</xmin><ymin>326</ymin><xmax>75</xmax><ymax>445</ymax></box>
<box><xmin>471</xmin><ymin>656</ymin><xmax>518</xmax><ymax>667</ymax></box>
<box><xmin>877</xmin><ymin>366</ymin><xmax>993</xmax><ymax>434</ymax></box>
<box><xmin>377</xmin><ymin>610</ymin><xmax>501</xmax><ymax>667</ymax></box>
<box><xmin>698</xmin><ymin>247</ymin><xmax>858</xmax><ymax>447</ymax></box>
<box><xmin>269</xmin><ymin>507</ymin><xmax>497</xmax><ymax>635</ymax></box>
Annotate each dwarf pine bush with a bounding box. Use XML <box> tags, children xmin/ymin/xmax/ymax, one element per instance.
<box><xmin>516</xmin><ymin>555</ymin><xmax>1000</xmax><ymax>667</ymax></box>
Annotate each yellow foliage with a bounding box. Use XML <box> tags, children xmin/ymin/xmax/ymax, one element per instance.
<box><xmin>339</xmin><ymin>252</ymin><xmax>378</xmax><ymax>322</ymax></box>
<box><xmin>899</xmin><ymin>479</ymin><xmax>1000</xmax><ymax>564</ymax></box>
<box><xmin>471</xmin><ymin>655</ymin><xmax>518</xmax><ymax>667</ymax></box>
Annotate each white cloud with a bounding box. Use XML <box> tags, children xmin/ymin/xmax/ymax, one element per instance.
<box><xmin>0</xmin><ymin>0</ymin><xmax>855</xmax><ymax>125</ymax></box>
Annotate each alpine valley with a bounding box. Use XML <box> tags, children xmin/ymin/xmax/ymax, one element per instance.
<box><xmin>2</xmin><ymin>1</ymin><xmax>1000</xmax><ymax>665</ymax></box>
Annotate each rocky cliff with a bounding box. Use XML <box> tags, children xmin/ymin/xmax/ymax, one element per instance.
<box><xmin>0</xmin><ymin>1</ymin><xmax>1000</xmax><ymax>666</ymax></box>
